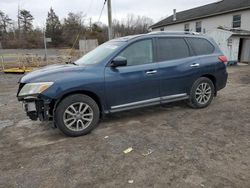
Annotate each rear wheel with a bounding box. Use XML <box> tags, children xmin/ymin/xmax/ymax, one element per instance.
<box><xmin>187</xmin><ymin>77</ymin><xmax>215</xmax><ymax>108</ymax></box>
<box><xmin>55</xmin><ymin>94</ymin><xmax>100</xmax><ymax>137</ymax></box>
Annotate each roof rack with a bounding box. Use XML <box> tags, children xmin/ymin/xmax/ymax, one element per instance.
<box><xmin>148</xmin><ymin>31</ymin><xmax>200</xmax><ymax>35</ymax></box>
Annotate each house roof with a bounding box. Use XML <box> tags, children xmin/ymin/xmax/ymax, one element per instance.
<box><xmin>151</xmin><ymin>0</ymin><xmax>250</xmax><ymax>29</ymax></box>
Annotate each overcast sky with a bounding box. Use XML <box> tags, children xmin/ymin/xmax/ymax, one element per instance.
<box><xmin>0</xmin><ymin>0</ymin><xmax>217</xmax><ymax>27</ymax></box>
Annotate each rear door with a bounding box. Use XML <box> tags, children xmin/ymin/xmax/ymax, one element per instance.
<box><xmin>105</xmin><ymin>39</ymin><xmax>160</xmax><ymax>112</ymax></box>
<box><xmin>186</xmin><ymin>37</ymin><xmax>217</xmax><ymax>77</ymax></box>
<box><xmin>186</xmin><ymin>37</ymin><xmax>224</xmax><ymax>90</ymax></box>
<box><xmin>156</xmin><ymin>37</ymin><xmax>200</xmax><ymax>100</ymax></box>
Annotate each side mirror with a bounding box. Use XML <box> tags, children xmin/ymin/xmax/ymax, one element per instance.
<box><xmin>111</xmin><ymin>56</ymin><xmax>127</xmax><ymax>67</ymax></box>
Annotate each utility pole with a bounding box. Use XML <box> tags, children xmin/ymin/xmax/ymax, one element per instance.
<box><xmin>89</xmin><ymin>18</ymin><xmax>92</xmax><ymax>32</ymax></box>
<box><xmin>43</xmin><ymin>28</ymin><xmax>48</xmax><ymax>64</ymax></box>
<box><xmin>107</xmin><ymin>0</ymin><xmax>113</xmax><ymax>40</ymax></box>
<box><xmin>18</xmin><ymin>3</ymin><xmax>21</xmax><ymax>48</ymax></box>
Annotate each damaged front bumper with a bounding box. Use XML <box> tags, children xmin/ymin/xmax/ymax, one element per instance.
<box><xmin>17</xmin><ymin>82</ymin><xmax>55</xmax><ymax>121</ymax></box>
<box><xmin>18</xmin><ymin>96</ymin><xmax>52</xmax><ymax>121</ymax></box>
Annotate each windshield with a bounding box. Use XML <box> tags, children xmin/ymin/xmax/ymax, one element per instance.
<box><xmin>75</xmin><ymin>41</ymin><xmax>125</xmax><ymax>65</ymax></box>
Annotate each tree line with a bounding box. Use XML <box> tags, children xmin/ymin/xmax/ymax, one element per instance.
<box><xmin>0</xmin><ymin>8</ymin><xmax>153</xmax><ymax>49</ymax></box>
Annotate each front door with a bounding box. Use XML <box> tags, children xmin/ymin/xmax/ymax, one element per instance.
<box><xmin>105</xmin><ymin>39</ymin><xmax>160</xmax><ymax>112</ymax></box>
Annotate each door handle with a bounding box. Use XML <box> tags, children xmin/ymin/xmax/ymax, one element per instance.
<box><xmin>146</xmin><ymin>70</ymin><xmax>157</xmax><ymax>75</ymax></box>
<box><xmin>190</xmin><ymin>63</ymin><xmax>200</xmax><ymax>67</ymax></box>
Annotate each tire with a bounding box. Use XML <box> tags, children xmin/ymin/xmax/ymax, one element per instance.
<box><xmin>187</xmin><ymin>77</ymin><xmax>215</xmax><ymax>109</ymax></box>
<box><xmin>55</xmin><ymin>94</ymin><xmax>100</xmax><ymax>137</ymax></box>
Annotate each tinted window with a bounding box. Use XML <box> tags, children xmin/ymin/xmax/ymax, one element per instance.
<box><xmin>187</xmin><ymin>38</ymin><xmax>214</xmax><ymax>55</ymax></box>
<box><xmin>158</xmin><ymin>38</ymin><xmax>190</xmax><ymax>61</ymax></box>
<box><xmin>119</xmin><ymin>39</ymin><xmax>153</xmax><ymax>66</ymax></box>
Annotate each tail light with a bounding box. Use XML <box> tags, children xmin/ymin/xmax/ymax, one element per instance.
<box><xmin>218</xmin><ymin>55</ymin><xmax>228</xmax><ymax>65</ymax></box>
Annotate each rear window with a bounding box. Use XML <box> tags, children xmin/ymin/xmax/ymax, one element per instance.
<box><xmin>158</xmin><ymin>38</ymin><xmax>190</xmax><ymax>61</ymax></box>
<box><xmin>186</xmin><ymin>38</ymin><xmax>215</xmax><ymax>55</ymax></box>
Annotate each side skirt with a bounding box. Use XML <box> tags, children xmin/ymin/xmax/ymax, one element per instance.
<box><xmin>109</xmin><ymin>94</ymin><xmax>189</xmax><ymax>113</ymax></box>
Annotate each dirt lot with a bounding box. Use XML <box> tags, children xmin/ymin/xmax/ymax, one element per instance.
<box><xmin>0</xmin><ymin>65</ymin><xmax>249</xmax><ymax>188</ymax></box>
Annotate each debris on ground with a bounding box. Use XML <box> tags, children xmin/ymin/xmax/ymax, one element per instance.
<box><xmin>123</xmin><ymin>147</ymin><xmax>133</xmax><ymax>154</ymax></box>
<box><xmin>142</xmin><ymin>149</ymin><xmax>154</xmax><ymax>156</ymax></box>
<box><xmin>128</xmin><ymin>180</ymin><xmax>134</xmax><ymax>184</ymax></box>
<box><xmin>104</xmin><ymin>136</ymin><xmax>109</xmax><ymax>139</ymax></box>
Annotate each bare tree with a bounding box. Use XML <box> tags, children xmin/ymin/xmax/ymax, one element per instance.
<box><xmin>113</xmin><ymin>14</ymin><xmax>153</xmax><ymax>37</ymax></box>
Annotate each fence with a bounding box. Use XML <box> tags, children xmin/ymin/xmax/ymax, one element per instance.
<box><xmin>79</xmin><ymin>39</ymin><xmax>98</xmax><ymax>55</ymax></box>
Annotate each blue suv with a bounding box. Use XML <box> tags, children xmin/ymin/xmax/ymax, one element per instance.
<box><xmin>17</xmin><ymin>32</ymin><xmax>228</xmax><ymax>137</ymax></box>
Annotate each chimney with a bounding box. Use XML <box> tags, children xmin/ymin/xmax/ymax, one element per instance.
<box><xmin>173</xmin><ymin>9</ymin><xmax>177</xmax><ymax>21</ymax></box>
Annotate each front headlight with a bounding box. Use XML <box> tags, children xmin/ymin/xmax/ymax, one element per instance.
<box><xmin>18</xmin><ymin>82</ymin><xmax>54</xmax><ymax>97</ymax></box>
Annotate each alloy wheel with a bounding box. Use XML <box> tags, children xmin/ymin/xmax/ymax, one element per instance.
<box><xmin>195</xmin><ymin>83</ymin><xmax>212</xmax><ymax>105</ymax></box>
<box><xmin>63</xmin><ymin>102</ymin><xmax>94</xmax><ymax>131</ymax></box>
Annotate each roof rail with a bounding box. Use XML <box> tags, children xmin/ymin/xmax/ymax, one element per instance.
<box><xmin>148</xmin><ymin>31</ymin><xmax>201</xmax><ymax>35</ymax></box>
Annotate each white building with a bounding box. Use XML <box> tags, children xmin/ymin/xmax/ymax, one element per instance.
<box><xmin>150</xmin><ymin>0</ymin><xmax>250</xmax><ymax>63</ymax></box>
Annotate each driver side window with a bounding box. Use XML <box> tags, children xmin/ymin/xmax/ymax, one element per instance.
<box><xmin>119</xmin><ymin>39</ymin><xmax>153</xmax><ymax>66</ymax></box>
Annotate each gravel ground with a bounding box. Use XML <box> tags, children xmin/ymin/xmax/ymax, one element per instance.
<box><xmin>0</xmin><ymin>65</ymin><xmax>249</xmax><ymax>188</ymax></box>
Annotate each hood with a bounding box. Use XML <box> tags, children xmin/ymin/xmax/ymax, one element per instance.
<box><xmin>19</xmin><ymin>64</ymin><xmax>85</xmax><ymax>83</ymax></box>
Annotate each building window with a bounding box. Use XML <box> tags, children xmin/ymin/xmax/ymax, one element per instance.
<box><xmin>227</xmin><ymin>38</ymin><xmax>233</xmax><ymax>46</ymax></box>
<box><xmin>203</xmin><ymin>28</ymin><xmax>206</xmax><ymax>34</ymax></box>
<box><xmin>184</xmin><ymin>24</ymin><xmax>190</xmax><ymax>31</ymax></box>
<box><xmin>160</xmin><ymin>28</ymin><xmax>165</xmax><ymax>31</ymax></box>
<box><xmin>233</xmin><ymin>15</ymin><xmax>241</xmax><ymax>28</ymax></box>
<box><xmin>196</xmin><ymin>21</ymin><xmax>202</xmax><ymax>33</ymax></box>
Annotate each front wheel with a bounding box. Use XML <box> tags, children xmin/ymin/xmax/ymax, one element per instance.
<box><xmin>55</xmin><ymin>94</ymin><xmax>100</xmax><ymax>137</ymax></box>
<box><xmin>187</xmin><ymin>77</ymin><xmax>215</xmax><ymax>108</ymax></box>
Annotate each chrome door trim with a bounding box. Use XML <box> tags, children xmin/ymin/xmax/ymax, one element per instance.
<box><xmin>146</xmin><ymin>70</ymin><xmax>158</xmax><ymax>75</ymax></box>
<box><xmin>111</xmin><ymin>97</ymin><xmax>161</xmax><ymax>109</ymax></box>
<box><xmin>161</xmin><ymin>93</ymin><xmax>188</xmax><ymax>101</ymax></box>
<box><xmin>190</xmin><ymin>63</ymin><xmax>200</xmax><ymax>67</ymax></box>
<box><xmin>111</xmin><ymin>93</ymin><xmax>188</xmax><ymax>110</ymax></box>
